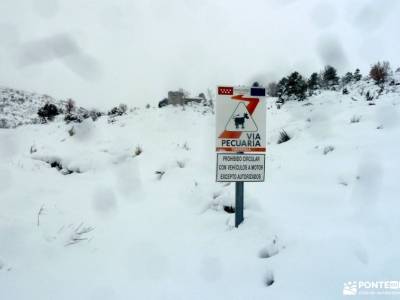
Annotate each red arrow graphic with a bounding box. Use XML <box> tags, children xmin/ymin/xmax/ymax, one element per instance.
<box><xmin>218</xmin><ymin>95</ymin><xmax>259</xmax><ymax>139</ymax></box>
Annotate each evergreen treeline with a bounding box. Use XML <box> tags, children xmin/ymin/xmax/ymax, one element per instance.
<box><xmin>267</xmin><ymin>61</ymin><xmax>398</xmax><ymax>103</ymax></box>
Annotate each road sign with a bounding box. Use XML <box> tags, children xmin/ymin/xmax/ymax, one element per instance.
<box><xmin>216</xmin><ymin>86</ymin><xmax>266</xmax><ymax>153</ymax></box>
<box><xmin>216</xmin><ymin>153</ymin><xmax>265</xmax><ymax>182</ymax></box>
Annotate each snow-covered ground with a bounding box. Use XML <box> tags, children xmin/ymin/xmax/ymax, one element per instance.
<box><xmin>1</xmin><ymin>88</ymin><xmax>400</xmax><ymax>299</ymax></box>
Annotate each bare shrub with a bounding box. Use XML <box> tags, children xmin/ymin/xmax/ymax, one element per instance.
<box><xmin>37</xmin><ymin>204</ymin><xmax>45</xmax><ymax>227</ymax></box>
<box><xmin>134</xmin><ymin>146</ymin><xmax>142</xmax><ymax>156</ymax></box>
<box><xmin>30</xmin><ymin>145</ymin><xmax>37</xmax><ymax>154</ymax></box>
<box><xmin>182</xmin><ymin>142</ymin><xmax>190</xmax><ymax>151</ymax></box>
<box><xmin>277</xmin><ymin>130</ymin><xmax>291</xmax><ymax>144</ymax></box>
<box><xmin>65</xmin><ymin>99</ymin><xmax>76</xmax><ymax>114</ymax></box>
<box><xmin>68</xmin><ymin>126</ymin><xmax>75</xmax><ymax>136</ymax></box>
<box><xmin>89</xmin><ymin>110</ymin><xmax>103</xmax><ymax>121</ymax></box>
<box><xmin>155</xmin><ymin>170</ymin><xmax>165</xmax><ymax>180</ymax></box>
<box><xmin>370</xmin><ymin>61</ymin><xmax>391</xmax><ymax>84</ymax></box>
<box><xmin>223</xmin><ymin>206</ymin><xmax>235</xmax><ymax>214</ymax></box>
<box><xmin>323</xmin><ymin>145</ymin><xmax>335</xmax><ymax>155</ymax></box>
<box><xmin>119</xmin><ymin>103</ymin><xmax>128</xmax><ymax>114</ymax></box>
<box><xmin>350</xmin><ymin>115</ymin><xmax>361</xmax><ymax>123</ymax></box>
<box><xmin>177</xmin><ymin>161</ymin><xmax>185</xmax><ymax>168</ymax></box>
<box><xmin>65</xmin><ymin>223</ymin><xmax>94</xmax><ymax>246</ymax></box>
<box><xmin>267</xmin><ymin>82</ymin><xmax>278</xmax><ymax>97</ymax></box>
<box><xmin>264</xmin><ymin>272</ymin><xmax>275</xmax><ymax>287</ymax></box>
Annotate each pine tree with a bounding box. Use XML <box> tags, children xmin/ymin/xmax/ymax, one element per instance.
<box><xmin>322</xmin><ymin>65</ymin><xmax>339</xmax><ymax>89</ymax></box>
<box><xmin>341</xmin><ymin>72</ymin><xmax>353</xmax><ymax>86</ymax></box>
<box><xmin>307</xmin><ymin>72</ymin><xmax>321</xmax><ymax>94</ymax></box>
<box><xmin>287</xmin><ymin>72</ymin><xmax>307</xmax><ymax>101</ymax></box>
<box><xmin>353</xmin><ymin>68</ymin><xmax>362</xmax><ymax>81</ymax></box>
<box><xmin>277</xmin><ymin>77</ymin><xmax>288</xmax><ymax>103</ymax></box>
<box><xmin>277</xmin><ymin>72</ymin><xmax>307</xmax><ymax>102</ymax></box>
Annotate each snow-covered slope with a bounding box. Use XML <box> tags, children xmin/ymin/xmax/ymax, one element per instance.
<box><xmin>0</xmin><ymin>86</ymin><xmax>97</xmax><ymax>129</ymax></box>
<box><xmin>0</xmin><ymin>87</ymin><xmax>65</xmax><ymax>128</ymax></box>
<box><xmin>0</xmin><ymin>86</ymin><xmax>399</xmax><ymax>299</ymax></box>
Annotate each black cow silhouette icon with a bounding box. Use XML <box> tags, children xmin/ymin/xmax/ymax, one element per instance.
<box><xmin>233</xmin><ymin>113</ymin><xmax>249</xmax><ymax>129</ymax></box>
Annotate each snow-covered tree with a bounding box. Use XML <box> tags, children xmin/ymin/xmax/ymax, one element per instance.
<box><xmin>267</xmin><ymin>82</ymin><xmax>278</xmax><ymax>97</ymax></box>
<box><xmin>341</xmin><ymin>72</ymin><xmax>353</xmax><ymax>86</ymax></box>
<box><xmin>353</xmin><ymin>68</ymin><xmax>362</xmax><ymax>81</ymax></box>
<box><xmin>277</xmin><ymin>72</ymin><xmax>307</xmax><ymax>102</ymax></box>
<box><xmin>307</xmin><ymin>72</ymin><xmax>321</xmax><ymax>94</ymax></box>
<box><xmin>322</xmin><ymin>65</ymin><xmax>339</xmax><ymax>89</ymax></box>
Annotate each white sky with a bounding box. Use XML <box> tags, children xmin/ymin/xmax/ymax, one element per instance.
<box><xmin>0</xmin><ymin>0</ymin><xmax>399</xmax><ymax>108</ymax></box>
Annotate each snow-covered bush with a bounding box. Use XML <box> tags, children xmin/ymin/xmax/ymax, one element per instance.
<box><xmin>64</xmin><ymin>113</ymin><xmax>84</xmax><ymax>124</ymax></box>
<box><xmin>37</xmin><ymin>103</ymin><xmax>60</xmax><ymax>121</ymax></box>
<box><xmin>65</xmin><ymin>99</ymin><xmax>76</xmax><ymax>114</ymax></box>
<box><xmin>88</xmin><ymin>109</ymin><xmax>103</xmax><ymax>121</ymax></box>
<box><xmin>0</xmin><ymin>119</ymin><xmax>9</xmax><ymax>128</ymax></box>
<box><xmin>119</xmin><ymin>103</ymin><xmax>128</xmax><ymax>114</ymax></box>
<box><xmin>158</xmin><ymin>98</ymin><xmax>168</xmax><ymax>108</ymax></box>
<box><xmin>108</xmin><ymin>103</ymin><xmax>128</xmax><ymax>116</ymax></box>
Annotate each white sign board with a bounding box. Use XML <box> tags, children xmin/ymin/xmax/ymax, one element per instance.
<box><xmin>216</xmin><ymin>153</ymin><xmax>265</xmax><ymax>182</ymax></box>
<box><xmin>216</xmin><ymin>86</ymin><xmax>266</xmax><ymax>153</ymax></box>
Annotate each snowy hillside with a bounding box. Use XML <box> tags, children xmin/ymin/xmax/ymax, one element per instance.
<box><xmin>0</xmin><ymin>87</ymin><xmax>96</xmax><ymax>129</ymax></box>
<box><xmin>0</xmin><ymin>87</ymin><xmax>64</xmax><ymax>128</ymax></box>
<box><xmin>1</xmin><ymin>84</ymin><xmax>400</xmax><ymax>299</ymax></box>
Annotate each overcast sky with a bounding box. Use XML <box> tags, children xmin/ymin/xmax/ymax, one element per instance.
<box><xmin>0</xmin><ymin>0</ymin><xmax>399</xmax><ymax>108</ymax></box>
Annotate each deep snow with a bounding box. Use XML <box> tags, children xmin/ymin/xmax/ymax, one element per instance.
<box><xmin>1</xmin><ymin>87</ymin><xmax>400</xmax><ymax>299</ymax></box>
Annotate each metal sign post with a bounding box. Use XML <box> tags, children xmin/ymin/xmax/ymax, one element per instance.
<box><xmin>215</xmin><ymin>85</ymin><xmax>266</xmax><ymax>228</ymax></box>
<box><xmin>235</xmin><ymin>181</ymin><xmax>244</xmax><ymax>227</ymax></box>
